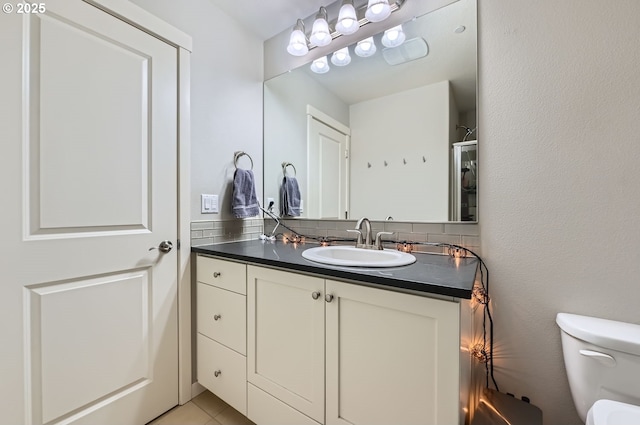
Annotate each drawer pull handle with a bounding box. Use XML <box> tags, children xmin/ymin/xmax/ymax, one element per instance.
<box><xmin>325</xmin><ymin>294</ymin><xmax>334</xmax><ymax>303</ymax></box>
<box><xmin>214</xmin><ymin>314</ymin><xmax>222</xmax><ymax>321</ymax></box>
<box><xmin>214</xmin><ymin>370</ymin><xmax>222</xmax><ymax>377</ymax></box>
<box><xmin>312</xmin><ymin>291</ymin><xmax>321</xmax><ymax>300</ymax></box>
<box><xmin>213</xmin><ymin>272</ymin><xmax>221</xmax><ymax>278</ymax></box>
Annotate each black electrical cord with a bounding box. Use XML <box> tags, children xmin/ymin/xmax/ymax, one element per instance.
<box><xmin>396</xmin><ymin>241</ymin><xmax>500</xmax><ymax>392</ymax></box>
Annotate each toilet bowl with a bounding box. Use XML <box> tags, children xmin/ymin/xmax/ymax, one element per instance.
<box><xmin>556</xmin><ymin>313</ymin><xmax>640</xmax><ymax>424</ymax></box>
<box><xmin>586</xmin><ymin>400</ymin><xmax>640</xmax><ymax>425</ymax></box>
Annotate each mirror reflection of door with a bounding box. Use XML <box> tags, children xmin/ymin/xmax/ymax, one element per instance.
<box><xmin>307</xmin><ymin>110</ymin><xmax>350</xmax><ymax>219</ymax></box>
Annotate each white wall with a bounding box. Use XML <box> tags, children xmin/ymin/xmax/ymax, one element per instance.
<box><xmin>130</xmin><ymin>0</ymin><xmax>264</xmax><ymax>221</ymax></box>
<box><xmin>480</xmin><ymin>1</ymin><xmax>640</xmax><ymax>424</ymax></box>
<box><xmin>263</xmin><ymin>70</ymin><xmax>349</xmax><ymax>216</ymax></box>
<box><xmin>350</xmin><ymin>81</ymin><xmax>452</xmax><ymax>221</ymax></box>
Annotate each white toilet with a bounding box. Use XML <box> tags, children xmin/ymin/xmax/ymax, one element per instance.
<box><xmin>556</xmin><ymin>313</ymin><xmax>640</xmax><ymax>425</ymax></box>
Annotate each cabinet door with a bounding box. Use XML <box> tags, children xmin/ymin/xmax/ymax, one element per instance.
<box><xmin>247</xmin><ymin>266</ymin><xmax>325</xmax><ymax>423</ymax></box>
<box><xmin>325</xmin><ymin>280</ymin><xmax>461</xmax><ymax>425</ymax></box>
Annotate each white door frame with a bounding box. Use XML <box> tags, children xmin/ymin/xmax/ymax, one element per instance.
<box><xmin>306</xmin><ymin>105</ymin><xmax>351</xmax><ymax>219</ymax></box>
<box><xmin>86</xmin><ymin>0</ymin><xmax>193</xmax><ymax>405</ymax></box>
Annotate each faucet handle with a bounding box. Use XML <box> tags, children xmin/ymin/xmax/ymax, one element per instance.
<box><xmin>374</xmin><ymin>231</ymin><xmax>394</xmax><ymax>250</ymax></box>
<box><xmin>347</xmin><ymin>229</ymin><xmax>363</xmax><ymax>246</ymax></box>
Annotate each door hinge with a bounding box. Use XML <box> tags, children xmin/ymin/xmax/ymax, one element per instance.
<box><xmin>177</xmin><ymin>239</ymin><xmax>181</xmax><ymax>250</ymax></box>
<box><xmin>345</xmin><ymin>149</ymin><xmax>349</xmax><ymax>159</ymax></box>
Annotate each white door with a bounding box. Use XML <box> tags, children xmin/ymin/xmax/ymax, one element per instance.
<box><xmin>307</xmin><ymin>116</ymin><xmax>349</xmax><ymax>219</ymax></box>
<box><xmin>0</xmin><ymin>2</ymin><xmax>179</xmax><ymax>424</ymax></box>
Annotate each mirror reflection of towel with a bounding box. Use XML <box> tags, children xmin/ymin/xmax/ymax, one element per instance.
<box><xmin>232</xmin><ymin>169</ymin><xmax>259</xmax><ymax>218</ymax></box>
<box><xmin>280</xmin><ymin>176</ymin><xmax>301</xmax><ymax>217</ymax></box>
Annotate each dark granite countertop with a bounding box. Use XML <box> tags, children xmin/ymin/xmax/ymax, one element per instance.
<box><xmin>192</xmin><ymin>240</ymin><xmax>477</xmax><ymax>299</ymax></box>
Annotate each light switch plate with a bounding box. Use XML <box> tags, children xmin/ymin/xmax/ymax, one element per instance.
<box><xmin>201</xmin><ymin>194</ymin><xmax>219</xmax><ymax>213</ymax></box>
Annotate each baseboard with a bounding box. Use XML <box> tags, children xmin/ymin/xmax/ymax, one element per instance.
<box><xmin>191</xmin><ymin>382</ymin><xmax>206</xmax><ymax>399</ymax></box>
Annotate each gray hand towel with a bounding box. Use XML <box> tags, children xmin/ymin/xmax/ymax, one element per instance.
<box><xmin>280</xmin><ymin>176</ymin><xmax>301</xmax><ymax>217</ymax></box>
<box><xmin>232</xmin><ymin>169</ymin><xmax>259</xmax><ymax>218</ymax></box>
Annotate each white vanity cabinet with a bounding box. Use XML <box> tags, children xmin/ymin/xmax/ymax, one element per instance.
<box><xmin>246</xmin><ymin>265</ymin><xmax>464</xmax><ymax>425</ymax></box>
<box><xmin>196</xmin><ymin>256</ymin><xmax>248</xmax><ymax>415</ymax></box>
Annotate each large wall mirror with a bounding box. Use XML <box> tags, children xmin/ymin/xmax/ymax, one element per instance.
<box><xmin>264</xmin><ymin>0</ymin><xmax>477</xmax><ymax>222</ymax></box>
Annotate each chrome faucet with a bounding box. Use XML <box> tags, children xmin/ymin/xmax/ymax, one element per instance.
<box><xmin>348</xmin><ymin>217</ymin><xmax>394</xmax><ymax>250</ymax></box>
<box><xmin>356</xmin><ymin>217</ymin><xmax>372</xmax><ymax>246</ymax></box>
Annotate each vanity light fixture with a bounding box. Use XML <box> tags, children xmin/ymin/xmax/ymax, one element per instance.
<box><xmin>310</xmin><ymin>7</ymin><xmax>331</xmax><ymax>47</ymax></box>
<box><xmin>287</xmin><ymin>19</ymin><xmax>309</xmax><ymax>56</ymax></box>
<box><xmin>365</xmin><ymin>0</ymin><xmax>392</xmax><ymax>22</ymax></box>
<box><xmin>335</xmin><ymin>0</ymin><xmax>359</xmax><ymax>35</ymax></box>
<box><xmin>354</xmin><ymin>36</ymin><xmax>377</xmax><ymax>57</ymax></box>
<box><xmin>381</xmin><ymin>24</ymin><xmax>406</xmax><ymax>47</ymax></box>
<box><xmin>285</xmin><ymin>0</ymin><xmax>406</xmax><ymax>57</ymax></box>
<box><xmin>331</xmin><ymin>47</ymin><xmax>352</xmax><ymax>66</ymax></box>
<box><xmin>310</xmin><ymin>55</ymin><xmax>331</xmax><ymax>73</ymax></box>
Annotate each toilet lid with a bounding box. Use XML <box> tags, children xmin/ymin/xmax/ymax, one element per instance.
<box><xmin>587</xmin><ymin>400</ymin><xmax>640</xmax><ymax>425</ymax></box>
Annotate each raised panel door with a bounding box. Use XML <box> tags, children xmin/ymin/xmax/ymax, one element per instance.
<box><xmin>247</xmin><ymin>266</ymin><xmax>325</xmax><ymax>423</ymax></box>
<box><xmin>0</xmin><ymin>1</ymin><xmax>179</xmax><ymax>423</ymax></box>
<box><xmin>325</xmin><ymin>280</ymin><xmax>461</xmax><ymax>425</ymax></box>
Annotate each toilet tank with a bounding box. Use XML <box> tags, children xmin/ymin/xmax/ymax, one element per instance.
<box><xmin>556</xmin><ymin>313</ymin><xmax>640</xmax><ymax>422</ymax></box>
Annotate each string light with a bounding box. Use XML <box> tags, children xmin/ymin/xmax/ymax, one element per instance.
<box><xmin>470</xmin><ymin>343</ymin><xmax>489</xmax><ymax>363</ymax></box>
<box><xmin>396</xmin><ymin>242</ymin><xmax>414</xmax><ymax>253</ymax></box>
<box><xmin>472</xmin><ymin>284</ymin><xmax>489</xmax><ymax>306</ymax></box>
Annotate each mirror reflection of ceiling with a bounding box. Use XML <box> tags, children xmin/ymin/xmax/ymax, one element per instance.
<box><xmin>296</xmin><ymin>0</ymin><xmax>476</xmax><ymax>112</ymax></box>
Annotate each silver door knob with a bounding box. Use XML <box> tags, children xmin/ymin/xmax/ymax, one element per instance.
<box><xmin>325</xmin><ymin>294</ymin><xmax>334</xmax><ymax>303</ymax></box>
<box><xmin>312</xmin><ymin>291</ymin><xmax>321</xmax><ymax>300</ymax></box>
<box><xmin>149</xmin><ymin>240</ymin><xmax>173</xmax><ymax>253</ymax></box>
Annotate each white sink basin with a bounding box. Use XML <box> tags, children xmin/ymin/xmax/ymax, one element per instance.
<box><xmin>302</xmin><ymin>245</ymin><xmax>416</xmax><ymax>268</ymax></box>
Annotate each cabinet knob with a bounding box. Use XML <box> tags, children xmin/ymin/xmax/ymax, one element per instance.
<box><xmin>214</xmin><ymin>370</ymin><xmax>221</xmax><ymax>377</ymax></box>
<box><xmin>213</xmin><ymin>314</ymin><xmax>222</xmax><ymax>321</ymax></box>
<box><xmin>325</xmin><ymin>294</ymin><xmax>334</xmax><ymax>303</ymax></box>
<box><xmin>312</xmin><ymin>291</ymin><xmax>321</xmax><ymax>300</ymax></box>
<box><xmin>213</xmin><ymin>272</ymin><xmax>221</xmax><ymax>278</ymax></box>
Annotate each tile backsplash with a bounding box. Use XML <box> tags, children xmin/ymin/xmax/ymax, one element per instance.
<box><xmin>190</xmin><ymin>218</ymin><xmax>480</xmax><ymax>255</ymax></box>
<box><xmin>190</xmin><ymin>218</ymin><xmax>263</xmax><ymax>246</ymax></box>
<box><xmin>265</xmin><ymin>218</ymin><xmax>481</xmax><ymax>255</ymax></box>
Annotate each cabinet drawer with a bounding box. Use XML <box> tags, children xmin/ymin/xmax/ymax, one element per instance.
<box><xmin>197</xmin><ymin>334</ymin><xmax>247</xmax><ymax>416</ymax></box>
<box><xmin>248</xmin><ymin>384</ymin><xmax>321</xmax><ymax>425</ymax></box>
<box><xmin>197</xmin><ymin>256</ymin><xmax>246</xmax><ymax>295</ymax></box>
<box><xmin>197</xmin><ymin>282</ymin><xmax>246</xmax><ymax>355</ymax></box>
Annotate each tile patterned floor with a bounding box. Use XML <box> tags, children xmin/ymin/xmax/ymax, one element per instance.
<box><xmin>148</xmin><ymin>390</ymin><xmax>255</xmax><ymax>425</ymax></box>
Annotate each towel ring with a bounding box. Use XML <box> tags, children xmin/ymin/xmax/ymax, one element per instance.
<box><xmin>281</xmin><ymin>162</ymin><xmax>297</xmax><ymax>177</ymax></box>
<box><xmin>234</xmin><ymin>151</ymin><xmax>254</xmax><ymax>170</ymax></box>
